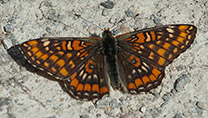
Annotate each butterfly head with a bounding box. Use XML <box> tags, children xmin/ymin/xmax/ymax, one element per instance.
<box><xmin>102</xmin><ymin>28</ymin><xmax>114</xmax><ymax>39</ymax></box>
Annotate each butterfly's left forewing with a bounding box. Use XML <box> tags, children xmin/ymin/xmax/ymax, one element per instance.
<box><xmin>116</xmin><ymin>24</ymin><xmax>197</xmax><ymax>93</ymax></box>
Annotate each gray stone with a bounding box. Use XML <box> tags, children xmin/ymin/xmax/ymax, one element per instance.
<box><xmin>125</xmin><ymin>10</ymin><xmax>135</xmax><ymax>17</ymax></box>
<box><xmin>100</xmin><ymin>0</ymin><xmax>114</xmax><ymax>9</ymax></box>
<box><xmin>4</xmin><ymin>24</ymin><xmax>13</xmax><ymax>33</ymax></box>
<box><xmin>153</xmin><ymin>17</ymin><xmax>161</xmax><ymax>24</ymax></box>
<box><xmin>102</xmin><ymin>9</ymin><xmax>110</xmax><ymax>16</ymax></box>
<box><xmin>0</xmin><ymin>97</ymin><xmax>11</xmax><ymax>106</ymax></box>
<box><xmin>120</xmin><ymin>105</ymin><xmax>128</xmax><ymax>114</ymax></box>
<box><xmin>162</xmin><ymin>93</ymin><xmax>171</xmax><ymax>102</ymax></box>
<box><xmin>174</xmin><ymin>74</ymin><xmax>191</xmax><ymax>92</ymax></box>
<box><xmin>140</xmin><ymin>106</ymin><xmax>146</xmax><ymax>113</ymax></box>
<box><xmin>109</xmin><ymin>98</ymin><xmax>119</xmax><ymax>108</ymax></box>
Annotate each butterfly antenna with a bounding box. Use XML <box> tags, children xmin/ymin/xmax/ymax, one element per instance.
<box><xmin>73</xmin><ymin>13</ymin><xmax>103</xmax><ymax>31</ymax></box>
<box><xmin>111</xmin><ymin>13</ymin><xmax>140</xmax><ymax>33</ymax></box>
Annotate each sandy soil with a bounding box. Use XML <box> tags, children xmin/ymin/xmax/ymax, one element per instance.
<box><xmin>0</xmin><ymin>0</ymin><xmax>208</xmax><ymax>118</ymax></box>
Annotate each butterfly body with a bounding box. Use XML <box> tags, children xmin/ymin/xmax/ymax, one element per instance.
<box><xmin>101</xmin><ymin>28</ymin><xmax>120</xmax><ymax>90</ymax></box>
<box><xmin>20</xmin><ymin>24</ymin><xmax>197</xmax><ymax>101</ymax></box>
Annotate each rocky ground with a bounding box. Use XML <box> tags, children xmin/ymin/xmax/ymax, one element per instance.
<box><xmin>0</xmin><ymin>0</ymin><xmax>208</xmax><ymax>118</ymax></box>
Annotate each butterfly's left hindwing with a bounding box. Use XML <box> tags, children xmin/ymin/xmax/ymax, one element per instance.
<box><xmin>117</xmin><ymin>24</ymin><xmax>197</xmax><ymax>93</ymax></box>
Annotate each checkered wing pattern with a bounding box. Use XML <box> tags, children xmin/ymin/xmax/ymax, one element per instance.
<box><xmin>20</xmin><ymin>37</ymin><xmax>109</xmax><ymax>100</ymax></box>
<box><xmin>116</xmin><ymin>24</ymin><xmax>197</xmax><ymax>93</ymax></box>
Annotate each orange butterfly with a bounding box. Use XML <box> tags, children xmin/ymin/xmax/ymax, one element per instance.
<box><xmin>20</xmin><ymin>24</ymin><xmax>197</xmax><ymax>100</ymax></box>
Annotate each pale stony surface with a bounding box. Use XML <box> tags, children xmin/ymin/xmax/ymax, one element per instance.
<box><xmin>0</xmin><ymin>0</ymin><xmax>208</xmax><ymax>118</ymax></box>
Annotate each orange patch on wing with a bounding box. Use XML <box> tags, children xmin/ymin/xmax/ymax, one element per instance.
<box><xmin>128</xmin><ymin>55</ymin><xmax>141</xmax><ymax>67</ymax></box>
<box><xmin>92</xmin><ymin>84</ymin><xmax>99</xmax><ymax>92</ymax></box>
<box><xmin>76</xmin><ymin>84</ymin><xmax>83</xmax><ymax>91</ymax></box>
<box><xmin>44</xmin><ymin>62</ymin><xmax>49</xmax><ymax>67</ymax></box>
<box><xmin>128</xmin><ymin>83</ymin><xmax>136</xmax><ymax>89</ymax></box>
<box><xmin>61</xmin><ymin>41</ymin><xmax>67</xmax><ymax>51</ymax></box>
<box><xmin>69</xmin><ymin>60</ymin><xmax>75</xmax><ymax>69</ymax></box>
<box><xmin>80</xmin><ymin>51</ymin><xmax>88</xmax><ymax>57</ymax></box>
<box><xmin>85</xmin><ymin>60</ymin><xmax>96</xmax><ymax>73</ymax></box>
<box><xmin>31</xmin><ymin>47</ymin><xmax>39</xmax><ymax>54</ymax></box>
<box><xmin>66</xmin><ymin>53</ymin><xmax>72</xmax><ymax>58</ymax></box>
<box><xmin>124</xmin><ymin>38</ymin><xmax>132</xmax><ymax>41</ymax></box>
<box><xmin>84</xmin><ymin>84</ymin><xmax>91</xmax><ymax>92</ymax></box>
<box><xmin>177</xmin><ymin>37</ymin><xmax>185</xmax><ymax>43</ymax></box>
<box><xmin>135</xmin><ymin>78</ymin><xmax>143</xmax><ymax>87</ymax></box>
<box><xmin>71</xmin><ymin>72</ymin><xmax>77</xmax><ymax>80</ymax></box>
<box><xmin>178</xmin><ymin>25</ymin><xmax>189</xmax><ymax>30</ymax></box>
<box><xmin>150</xmin><ymin>31</ymin><xmax>156</xmax><ymax>41</ymax></box>
<box><xmin>163</xmin><ymin>42</ymin><xmax>171</xmax><ymax>49</ymax></box>
<box><xmin>56</xmin><ymin>59</ymin><xmax>65</xmax><ymax>67</ymax></box>
<box><xmin>149</xmin><ymin>74</ymin><xmax>157</xmax><ymax>81</ymax></box>
<box><xmin>85</xmin><ymin>42</ymin><xmax>93</xmax><ymax>45</ymax></box>
<box><xmin>158</xmin><ymin>57</ymin><xmax>166</xmax><ymax>66</ymax></box>
<box><xmin>40</xmin><ymin>54</ymin><xmax>49</xmax><ymax>60</ymax></box>
<box><xmin>172</xmin><ymin>40</ymin><xmax>180</xmax><ymax>46</ymax></box>
<box><xmin>180</xmin><ymin>32</ymin><xmax>188</xmax><ymax>38</ymax></box>
<box><xmin>72</xmin><ymin>40</ymin><xmax>83</xmax><ymax>50</ymax></box>
<box><xmin>51</xmin><ymin>67</ymin><xmax>56</xmax><ymax>72</ymax></box>
<box><xmin>60</xmin><ymin>67</ymin><xmax>69</xmax><ymax>76</ymax></box>
<box><xmin>50</xmin><ymin>55</ymin><xmax>59</xmax><ymax>62</ymax></box>
<box><xmin>136</xmin><ymin>33</ymin><xmax>145</xmax><ymax>43</ymax></box>
<box><xmin>152</xmin><ymin>68</ymin><xmax>161</xmax><ymax>77</ymax></box>
<box><xmin>142</xmin><ymin>76</ymin><xmax>150</xmax><ymax>85</ymax></box>
<box><xmin>70</xmin><ymin>78</ymin><xmax>79</xmax><ymax>87</ymax></box>
<box><xmin>34</xmin><ymin>51</ymin><xmax>43</xmax><ymax>59</ymax></box>
<box><xmin>58</xmin><ymin>51</ymin><xmax>64</xmax><ymax>56</ymax></box>
<box><xmin>27</xmin><ymin>40</ymin><xmax>38</xmax><ymax>46</ymax></box>
<box><xmin>157</xmin><ymin>48</ymin><xmax>166</xmax><ymax>56</ymax></box>
<box><xmin>100</xmin><ymin>87</ymin><xmax>108</xmax><ymax>94</ymax></box>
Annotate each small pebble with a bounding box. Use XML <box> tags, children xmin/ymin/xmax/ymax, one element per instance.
<box><xmin>109</xmin><ymin>98</ymin><xmax>119</xmax><ymax>108</ymax></box>
<box><xmin>153</xmin><ymin>17</ymin><xmax>161</xmax><ymax>24</ymax></box>
<box><xmin>4</xmin><ymin>24</ymin><xmax>13</xmax><ymax>33</ymax></box>
<box><xmin>129</xmin><ymin>105</ymin><xmax>137</xmax><ymax>111</ymax></box>
<box><xmin>140</xmin><ymin>106</ymin><xmax>146</xmax><ymax>113</ymax></box>
<box><xmin>174</xmin><ymin>74</ymin><xmax>191</xmax><ymax>92</ymax></box>
<box><xmin>120</xmin><ymin>105</ymin><xmax>128</xmax><ymax>114</ymax></box>
<box><xmin>134</xmin><ymin>20</ymin><xmax>143</xmax><ymax>29</ymax></box>
<box><xmin>125</xmin><ymin>10</ymin><xmax>135</xmax><ymax>17</ymax></box>
<box><xmin>0</xmin><ymin>97</ymin><xmax>11</xmax><ymax>106</ymax></box>
<box><xmin>102</xmin><ymin>9</ymin><xmax>110</xmax><ymax>16</ymax></box>
<box><xmin>162</xmin><ymin>93</ymin><xmax>171</xmax><ymax>101</ymax></box>
<box><xmin>100</xmin><ymin>0</ymin><xmax>114</xmax><ymax>9</ymax></box>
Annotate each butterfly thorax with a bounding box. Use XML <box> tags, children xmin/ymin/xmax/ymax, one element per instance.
<box><xmin>101</xmin><ymin>29</ymin><xmax>121</xmax><ymax>90</ymax></box>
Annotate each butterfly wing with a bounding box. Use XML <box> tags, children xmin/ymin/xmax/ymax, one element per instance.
<box><xmin>20</xmin><ymin>37</ymin><xmax>109</xmax><ymax>100</ymax></box>
<box><xmin>116</xmin><ymin>24</ymin><xmax>197</xmax><ymax>93</ymax></box>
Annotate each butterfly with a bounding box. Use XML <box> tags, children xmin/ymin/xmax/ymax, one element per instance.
<box><xmin>19</xmin><ymin>24</ymin><xmax>197</xmax><ymax>101</ymax></box>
